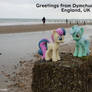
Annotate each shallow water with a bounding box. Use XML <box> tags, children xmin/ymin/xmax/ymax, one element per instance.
<box><xmin>0</xmin><ymin>19</ymin><xmax>92</xmax><ymax>26</ymax></box>
<box><xmin>0</xmin><ymin>31</ymin><xmax>52</xmax><ymax>89</ymax></box>
<box><xmin>0</xmin><ymin>31</ymin><xmax>52</xmax><ymax>65</ymax></box>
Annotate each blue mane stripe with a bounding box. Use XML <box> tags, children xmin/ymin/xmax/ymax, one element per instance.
<box><xmin>38</xmin><ymin>39</ymin><xmax>49</xmax><ymax>48</ymax></box>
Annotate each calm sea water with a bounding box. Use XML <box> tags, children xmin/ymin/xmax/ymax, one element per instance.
<box><xmin>0</xmin><ymin>18</ymin><xmax>92</xmax><ymax>26</ymax></box>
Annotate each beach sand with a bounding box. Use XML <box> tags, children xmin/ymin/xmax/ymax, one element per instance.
<box><xmin>0</xmin><ymin>23</ymin><xmax>84</xmax><ymax>34</ymax></box>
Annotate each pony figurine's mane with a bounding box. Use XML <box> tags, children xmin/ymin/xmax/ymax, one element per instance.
<box><xmin>51</xmin><ymin>28</ymin><xmax>66</xmax><ymax>42</ymax></box>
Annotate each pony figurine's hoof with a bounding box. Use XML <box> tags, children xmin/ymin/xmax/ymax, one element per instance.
<box><xmin>57</xmin><ymin>57</ymin><xmax>61</xmax><ymax>61</ymax></box>
<box><xmin>83</xmin><ymin>53</ymin><xmax>86</xmax><ymax>56</ymax></box>
<box><xmin>45</xmin><ymin>56</ymin><xmax>51</xmax><ymax>61</ymax></box>
<box><xmin>52</xmin><ymin>59</ymin><xmax>58</xmax><ymax>62</ymax></box>
<box><xmin>78</xmin><ymin>54</ymin><xmax>82</xmax><ymax>57</ymax></box>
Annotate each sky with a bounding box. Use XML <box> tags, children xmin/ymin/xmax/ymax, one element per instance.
<box><xmin>0</xmin><ymin>0</ymin><xmax>92</xmax><ymax>19</ymax></box>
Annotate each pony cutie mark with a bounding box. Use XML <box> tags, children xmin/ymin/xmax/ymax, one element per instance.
<box><xmin>38</xmin><ymin>28</ymin><xmax>66</xmax><ymax>62</ymax></box>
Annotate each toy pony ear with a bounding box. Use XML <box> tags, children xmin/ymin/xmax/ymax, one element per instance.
<box><xmin>80</xmin><ymin>27</ymin><xmax>84</xmax><ymax>35</ymax></box>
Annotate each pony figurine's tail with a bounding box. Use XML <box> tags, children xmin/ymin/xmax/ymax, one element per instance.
<box><xmin>38</xmin><ymin>39</ymin><xmax>50</xmax><ymax>59</ymax></box>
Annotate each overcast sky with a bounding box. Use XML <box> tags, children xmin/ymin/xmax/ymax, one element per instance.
<box><xmin>0</xmin><ymin>0</ymin><xmax>92</xmax><ymax>19</ymax></box>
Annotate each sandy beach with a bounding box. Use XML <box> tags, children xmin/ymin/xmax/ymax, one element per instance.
<box><xmin>0</xmin><ymin>23</ymin><xmax>85</xmax><ymax>34</ymax></box>
<box><xmin>0</xmin><ymin>24</ymin><xmax>92</xmax><ymax>91</ymax></box>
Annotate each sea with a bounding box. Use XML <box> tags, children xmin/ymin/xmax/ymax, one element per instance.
<box><xmin>0</xmin><ymin>18</ymin><xmax>92</xmax><ymax>26</ymax></box>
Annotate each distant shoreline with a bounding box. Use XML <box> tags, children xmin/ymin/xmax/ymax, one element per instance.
<box><xmin>0</xmin><ymin>23</ymin><xmax>88</xmax><ymax>34</ymax></box>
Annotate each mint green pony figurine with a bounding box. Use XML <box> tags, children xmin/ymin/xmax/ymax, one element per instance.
<box><xmin>70</xmin><ymin>25</ymin><xmax>90</xmax><ymax>57</ymax></box>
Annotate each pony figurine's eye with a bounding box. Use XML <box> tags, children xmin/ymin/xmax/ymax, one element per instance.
<box><xmin>58</xmin><ymin>36</ymin><xmax>62</xmax><ymax>40</ymax></box>
<box><xmin>76</xmin><ymin>34</ymin><xmax>80</xmax><ymax>38</ymax></box>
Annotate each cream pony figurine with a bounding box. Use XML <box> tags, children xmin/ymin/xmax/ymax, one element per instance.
<box><xmin>38</xmin><ymin>28</ymin><xmax>66</xmax><ymax>62</ymax></box>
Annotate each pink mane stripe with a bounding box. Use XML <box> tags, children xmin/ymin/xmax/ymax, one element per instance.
<box><xmin>56</xmin><ymin>28</ymin><xmax>63</xmax><ymax>36</ymax></box>
<box><xmin>51</xmin><ymin>28</ymin><xmax>64</xmax><ymax>42</ymax></box>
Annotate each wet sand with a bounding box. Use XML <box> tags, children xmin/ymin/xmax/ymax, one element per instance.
<box><xmin>0</xmin><ymin>23</ymin><xmax>84</xmax><ymax>34</ymax></box>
